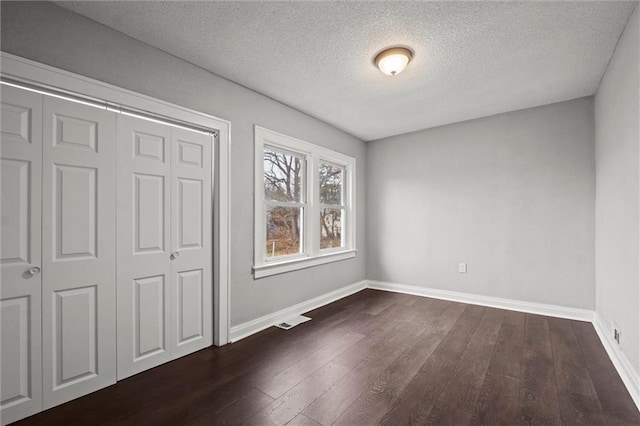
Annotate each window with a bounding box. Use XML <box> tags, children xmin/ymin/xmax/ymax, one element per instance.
<box><xmin>263</xmin><ymin>147</ymin><xmax>305</xmax><ymax>258</ymax></box>
<box><xmin>254</xmin><ymin>126</ymin><xmax>356</xmax><ymax>278</ymax></box>
<box><xmin>319</xmin><ymin>162</ymin><xmax>345</xmax><ymax>250</ymax></box>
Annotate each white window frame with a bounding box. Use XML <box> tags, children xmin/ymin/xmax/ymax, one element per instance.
<box><xmin>254</xmin><ymin>126</ymin><xmax>356</xmax><ymax>278</ymax></box>
<box><xmin>263</xmin><ymin>144</ymin><xmax>308</xmax><ymax>261</ymax></box>
<box><xmin>318</xmin><ymin>160</ymin><xmax>347</xmax><ymax>254</ymax></box>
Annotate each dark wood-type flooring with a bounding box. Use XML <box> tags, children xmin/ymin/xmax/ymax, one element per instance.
<box><xmin>17</xmin><ymin>289</ymin><xmax>640</xmax><ymax>425</ymax></box>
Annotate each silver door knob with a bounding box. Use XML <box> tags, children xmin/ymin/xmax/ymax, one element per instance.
<box><xmin>170</xmin><ymin>252</ymin><xmax>179</xmax><ymax>260</ymax></box>
<box><xmin>28</xmin><ymin>266</ymin><xmax>41</xmax><ymax>276</ymax></box>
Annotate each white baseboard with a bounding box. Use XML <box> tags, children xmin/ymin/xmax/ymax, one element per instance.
<box><xmin>229</xmin><ymin>280</ymin><xmax>367</xmax><ymax>342</ymax></box>
<box><xmin>592</xmin><ymin>313</ymin><xmax>640</xmax><ymax>411</ymax></box>
<box><xmin>365</xmin><ymin>280</ymin><xmax>594</xmax><ymax>322</ymax></box>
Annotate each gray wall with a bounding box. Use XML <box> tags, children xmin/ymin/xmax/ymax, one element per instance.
<box><xmin>595</xmin><ymin>5</ymin><xmax>639</xmax><ymax>375</ymax></box>
<box><xmin>367</xmin><ymin>98</ymin><xmax>595</xmax><ymax>310</ymax></box>
<box><xmin>0</xmin><ymin>1</ymin><xmax>367</xmax><ymax>327</ymax></box>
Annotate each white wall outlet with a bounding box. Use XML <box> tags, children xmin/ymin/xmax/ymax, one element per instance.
<box><xmin>611</xmin><ymin>321</ymin><xmax>621</xmax><ymax>347</ymax></box>
<box><xmin>458</xmin><ymin>263</ymin><xmax>467</xmax><ymax>273</ymax></box>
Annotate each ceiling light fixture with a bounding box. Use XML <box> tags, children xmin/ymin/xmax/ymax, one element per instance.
<box><xmin>375</xmin><ymin>47</ymin><xmax>413</xmax><ymax>76</ymax></box>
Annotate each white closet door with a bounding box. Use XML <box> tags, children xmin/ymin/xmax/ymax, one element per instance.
<box><xmin>116</xmin><ymin>115</ymin><xmax>172</xmax><ymax>380</ymax></box>
<box><xmin>0</xmin><ymin>86</ymin><xmax>43</xmax><ymax>425</ymax></box>
<box><xmin>170</xmin><ymin>128</ymin><xmax>212</xmax><ymax>357</ymax></box>
<box><xmin>41</xmin><ymin>97</ymin><xmax>116</xmax><ymax>409</ymax></box>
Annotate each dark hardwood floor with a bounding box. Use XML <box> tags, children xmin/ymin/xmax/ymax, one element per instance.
<box><xmin>16</xmin><ymin>289</ymin><xmax>640</xmax><ymax>425</ymax></box>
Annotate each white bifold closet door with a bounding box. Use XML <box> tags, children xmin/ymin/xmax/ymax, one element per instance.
<box><xmin>116</xmin><ymin>115</ymin><xmax>212</xmax><ymax>380</ymax></box>
<box><xmin>0</xmin><ymin>86</ymin><xmax>43</xmax><ymax>424</ymax></box>
<box><xmin>1</xmin><ymin>86</ymin><xmax>118</xmax><ymax>423</ymax></box>
<box><xmin>41</xmin><ymin>96</ymin><xmax>117</xmax><ymax>409</ymax></box>
<box><xmin>170</xmin><ymin>127</ymin><xmax>212</xmax><ymax>359</ymax></box>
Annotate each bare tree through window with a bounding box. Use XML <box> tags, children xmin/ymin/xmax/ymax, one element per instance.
<box><xmin>264</xmin><ymin>148</ymin><xmax>303</xmax><ymax>257</ymax></box>
<box><xmin>319</xmin><ymin>163</ymin><xmax>344</xmax><ymax>249</ymax></box>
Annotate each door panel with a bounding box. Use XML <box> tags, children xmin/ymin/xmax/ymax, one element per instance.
<box><xmin>53</xmin><ymin>286</ymin><xmax>98</xmax><ymax>388</ymax></box>
<box><xmin>171</xmin><ymin>128</ymin><xmax>212</xmax><ymax>358</ymax></box>
<box><xmin>0</xmin><ymin>296</ymin><xmax>35</xmax><ymax>422</ymax></box>
<box><xmin>1</xmin><ymin>159</ymin><xmax>30</xmax><ymax>263</ymax></box>
<box><xmin>134</xmin><ymin>275</ymin><xmax>166</xmax><ymax>360</ymax></box>
<box><xmin>177</xmin><ymin>269</ymin><xmax>203</xmax><ymax>345</ymax></box>
<box><xmin>117</xmin><ymin>116</ymin><xmax>172</xmax><ymax>380</ymax></box>
<box><xmin>53</xmin><ymin>165</ymin><xmax>97</xmax><ymax>259</ymax></box>
<box><xmin>177</xmin><ymin>178</ymin><xmax>203</xmax><ymax>249</ymax></box>
<box><xmin>42</xmin><ymin>97</ymin><xmax>116</xmax><ymax>409</ymax></box>
<box><xmin>53</xmin><ymin>114</ymin><xmax>98</xmax><ymax>151</ymax></box>
<box><xmin>1</xmin><ymin>102</ymin><xmax>33</xmax><ymax>144</ymax></box>
<box><xmin>134</xmin><ymin>173</ymin><xmax>165</xmax><ymax>253</ymax></box>
<box><xmin>1</xmin><ymin>298</ymin><xmax>30</xmax><ymax>401</ymax></box>
<box><xmin>0</xmin><ymin>86</ymin><xmax>43</xmax><ymax>425</ymax></box>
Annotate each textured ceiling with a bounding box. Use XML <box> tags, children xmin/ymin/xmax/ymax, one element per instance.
<box><xmin>56</xmin><ymin>1</ymin><xmax>637</xmax><ymax>141</ymax></box>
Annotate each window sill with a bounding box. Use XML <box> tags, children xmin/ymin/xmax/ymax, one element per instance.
<box><xmin>253</xmin><ymin>249</ymin><xmax>357</xmax><ymax>279</ymax></box>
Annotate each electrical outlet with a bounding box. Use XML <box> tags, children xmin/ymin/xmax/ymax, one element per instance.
<box><xmin>458</xmin><ymin>263</ymin><xmax>467</xmax><ymax>273</ymax></box>
<box><xmin>612</xmin><ymin>321</ymin><xmax>621</xmax><ymax>347</ymax></box>
<box><xmin>614</xmin><ymin>328</ymin><xmax>621</xmax><ymax>346</ymax></box>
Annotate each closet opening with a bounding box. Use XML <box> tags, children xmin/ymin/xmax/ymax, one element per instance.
<box><xmin>1</xmin><ymin>52</ymin><xmax>231</xmax><ymax>423</ymax></box>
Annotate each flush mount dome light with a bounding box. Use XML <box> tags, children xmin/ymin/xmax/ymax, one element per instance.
<box><xmin>375</xmin><ymin>47</ymin><xmax>413</xmax><ymax>76</ymax></box>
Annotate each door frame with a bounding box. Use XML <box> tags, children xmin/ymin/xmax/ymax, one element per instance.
<box><xmin>0</xmin><ymin>51</ymin><xmax>231</xmax><ymax>346</ymax></box>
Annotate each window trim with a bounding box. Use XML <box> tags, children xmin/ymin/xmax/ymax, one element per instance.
<box><xmin>254</xmin><ymin>126</ymin><xmax>356</xmax><ymax>278</ymax></box>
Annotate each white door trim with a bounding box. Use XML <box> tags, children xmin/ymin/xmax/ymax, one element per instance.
<box><xmin>0</xmin><ymin>51</ymin><xmax>232</xmax><ymax>346</ymax></box>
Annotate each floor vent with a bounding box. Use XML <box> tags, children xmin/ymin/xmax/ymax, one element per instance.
<box><xmin>275</xmin><ymin>315</ymin><xmax>311</xmax><ymax>330</ymax></box>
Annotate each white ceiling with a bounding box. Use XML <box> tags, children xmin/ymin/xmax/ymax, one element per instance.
<box><xmin>56</xmin><ymin>1</ymin><xmax>637</xmax><ymax>141</ymax></box>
